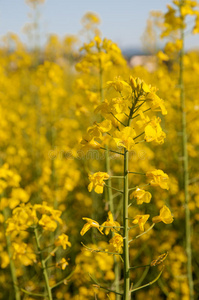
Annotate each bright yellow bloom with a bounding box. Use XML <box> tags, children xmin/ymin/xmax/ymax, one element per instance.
<box><xmin>38</xmin><ymin>215</ymin><xmax>57</xmax><ymax>232</ymax></box>
<box><xmin>6</xmin><ymin>204</ymin><xmax>38</xmax><ymax>234</ymax></box>
<box><xmin>114</xmin><ymin>126</ymin><xmax>136</xmax><ymax>151</ymax></box>
<box><xmin>80</xmin><ymin>218</ymin><xmax>103</xmax><ymax>236</ymax></box>
<box><xmin>164</xmin><ymin>39</ymin><xmax>183</xmax><ymax>54</ymax></box>
<box><xmin>152</xmin><ymin>205</ymin><xmax>174</xmax><ymax>224</ymax></box>
<box><xmin>157</xmin><ymin>51</ymin><xmax>169</xmax><ymax>61</ymax></box>
<box><xmin>132</xmin><ymin>215</ymin><xmax>150</xmax><ymax>231</ymax></box>
<box><xmin>55</xmin><ymin>234</ymin><xmax>71</xmax><ymax>249</ymax></box>
<box><xmin>80</xmin><ymin>133</ymin><xmax>101</xmax><ymax>151</ymax></box>
<box><xmin>87</xmin><ymin>119</ymin><xmax>112</xmax><ymax>138</ymax></box>
<box><xmin>88</xmin><ymin>172</ymin><xmax>109</xmax><ymax>194</ymax></box>
<box><xmin>12</xmin><ymin>242</ymin><xmax>36</xmax><ymax>266</ymax></box>
<box><xmin>101</xmin><ymin>211</ymin><xmax>121</xmax><ymax>235</ymax></box>
<box><xmin>107</xmin><ymin>77</ymin><xmax>131</xmax><ymax>92</ymax></box>
<box><xmin>56</xmin><ymin>258</ymin><xmax>69</xmax><ymax>270</ymax></box>
<box><xmin>0</xmin><ymin>251</ymin><xmax>10</xmax><ymax>269</ymax></box>
<box><xmin>145</xmin><ymin>117</ymin><xmax>166</xmax><ymax>144</ymax></box>
<box><xmin>146</xmin><ymin>169</ymin><xmax>169</xmax><ymax>190</ymax></box>
<box><xmin>34</xmin><ymin>201</ymin><xmax>54</xmax><ymax>215</ymax></box>
<box><xmin>9</xmin><ymin>188</ymin><xmax>29</xmax><ymax>209</ymax></box>
<box><xmin>145</xmin><ymin>93</ymin><xmax>167</xmax><ymax>115</ymax></box>
<box><xmin>95</xmin><ymin>119</ymin><xmax>112</xmax><ymax>133</ymax></box>
<box><xmin>109</xmin><ymin>233</ymin><xmax>123</xmax><ymax>253</ymax></box>
<box><xmin>130</xmin><ymin>188</ymin><xmax>152</xmax><ymax>205</ymax></box>
<box><xmin>136</xmin><ymin>111</ymin><xmax>150</xmax><ymax>128</ymax></box>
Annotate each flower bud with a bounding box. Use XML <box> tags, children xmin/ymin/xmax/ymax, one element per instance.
<box><xmin>129</xmin><ymin>76</ymin><xmax>137</xmax><ymax>90</ymax></box>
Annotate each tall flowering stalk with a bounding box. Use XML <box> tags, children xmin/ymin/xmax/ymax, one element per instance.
<box><xmin>80</xmin><ymin>76</ymin><xmax>173</xmax><ymax>299</ymax></box>
<box><xmin>179</xmin><ymin>1</ymin><xmax>194</xmax><ymax>298</ymax></box>
<box><xmin>76</xmin><ymin>34</ymin><xmax>127</xmax><ymax>297</ymax></box>
<box><xmin>160</xmin><ymin>1</ymin><xmax>199</xmax><ymax>297</ymax></box>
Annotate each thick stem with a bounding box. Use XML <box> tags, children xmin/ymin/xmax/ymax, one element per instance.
<box><xmin>123</xmin><ymin>149</ymin><xmax>130</xmax><ymax>300</ymax></box>
<box><xmin>34</xmin><ymin>228</ymin><xmax>53</xmax><ymax>300</ymax></box>
<box><xmin>105</xmin><ymin>148</ymin><xmax>121</xmax><ymax>299</ymax></box>
<box><xmin>179</xmin><ymin>1</ymin><xmax>194</xmax><ymax>298</ymax></box>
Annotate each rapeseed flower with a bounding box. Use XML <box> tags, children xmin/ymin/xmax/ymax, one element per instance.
<box><xmin>130</xmin><ymin>188</ymin><xmax>152</xmax><ymax>205</ymax></box>
<box><xmin>88</xmin><ymin>172</ymin><xmax>109</xmax><ymax>194</ymax></box>
<box><xmin>132</xmin><ymin>214</ymin><xmax>150</xmax><ymax>231</ymax></box>
<box><xmin>55</xmin><ymin>234</ymin><xmax>71</xmax><ymax>249</ymax></box>
<box><xmin>113</xmin><ymin>126</ymin><xmax>136</xmax><ymax>151</ymax></box>
<box><xmin>152</xmin><ymin>205</ymin><xmax>174</xmax><ymax>224</ymax></box>
<box><xmin>146</xmin><ymin>169</ymin><xmax>169</xmax><ymax>190</ymax></box>
<box><xmin>101</xmin><ymin>211</ymin><xmax>121</xmax><ymax>235</ymax></box>
<box><xmin>80</xmin><ymin>218</ymin><xmax>103</xmax><ymax>236</ymax></box>
<box><xmin>109</xmin><ymin>233</ymin><xmax>123</xmax><ymax>254</ymax></box>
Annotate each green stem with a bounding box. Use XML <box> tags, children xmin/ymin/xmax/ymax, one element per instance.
<box><xmin>104</xmin><ymin>183</ymin><xmax>123</xmax><ymax>194</ymax></box>
<box><xmin>105</xmin><ymin>146</ymin><xmax>121</xmax><ymax>299</ymax></box>
<box><xmin>132</xmin><ymin>108</ymin><xmax>151</xmax><ymax>120</ymax></box>
<box><xmin>128</xmin><ymin>183</ymin><xmax>150</xmax><ymax>192</ymax></box>
<box><xmin>128</xmin><ymin>171</ymin><xmax>145</xmax><ymax>175</ymax></box>
<box><xmin>123</xmin><ymin>149</ymin><xmax>130</xmax><ymax>300</ymax></box>
<box><xmin>121</xmin><ymin>97</ymin><xmax>139</xmax><ymax>299</ymax></box>
<box><xmin>3</xmin><ymin>208</ymin><xmax>21</xmax><ymax>300</ymax></box>
<box><xmin>110</xmin><ymin>112</ymin><xmax>126</xmax><ymax>127</ymax></box>
<box><xmin>99</xmin><ymin>57</ymin><xmax>121</xmax><ymax>298</ymax></box>
<box><xmin>129</xmin><ymin>224</ymin><xmax>155</xmax><ymax>243</ymax></box>
<box><xmin>179</xmin><ymin>1</ymin><xmax>194</xmax><ymax>299</ymax></box>
<box><xmin>100</xmin><ymin>147</ymin><xmax>124</xmax><ymax>156</ymax></box>
<box><xmin>89</xmin><ymin>274</ymin><xmax>123</xmax><ymax>296</ymax></box>
<box><xmin>51</xmin><ymin>269</ymin><xmax>75</xmax><ymax>290</ymax></box>
<box><xmin>130</xmin><ymin>267</ymin><xmax>164</xmax><ymax>293</ymax></box>
<box><xmin>34</xmin><ymin>228</ymin><xmax>53</xmax><ymax>300</ymax></box>
<box><xmin>129</xmin><ymin>264</ymin><xmax>150</xmax><ymax>270</ymax></box>
<box><xmin>21</xmin><ymin>288</ymin><xmax>44</xmax><ymax>298</ymax></box>
<box><xmin>133</xmin><ymin>131</ymin><xmax>145</xmax><ymax>140</ymax></box>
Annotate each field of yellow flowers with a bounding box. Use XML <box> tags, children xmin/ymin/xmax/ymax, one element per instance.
<box><xmin>0</xmin><ymin>0</ymin><xmax>199</xmax><ymax>299</ymax></box>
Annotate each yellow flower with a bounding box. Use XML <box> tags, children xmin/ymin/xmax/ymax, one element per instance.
<box><xmin>56</xmin><ymin>258</ymin><xmax>69</xmax><ymax>270</ymax></box>
<box><xmin>95</xmin><ymin>119</ymin><xmax>112</xmax><ymax>133</ymax></box>
<box><xmin>109</xmin><ymin>233</ymin><xmax>123</xmax><ymax>253</ymax></box>
<box><xmin>101</xmin><ymin>211</ymin><xmax>121</xmax><ymax>235</ymax></box>
<box><xmin>157</xmin><ymin>51</ymin><xmax>169</xmax><ymax>61</ymax></box>
<box><xmin>80</xmin><ymin>134</ymin><xmax>101</xmax><ymax>152</ymax></box>
<box><xmin>130</xmin><ymin>188</ymin><xmax>152</xmax><ymax>205</ymax></box>
<box><xmin>145</xmin><ymin>117</ymin><xmax>166</xmax><ymax>144</ymax></box>
<box><xmin>55</xmin><ymin>234</ymin><xmax>71</xmax><ymax>249</ymax></box>
<box><xmin>6</xmin><ymin>204</ymin><xmax>38</xmax><ymax>234</ymax></box>
<box><xmin>114</xmin><ymin>126</ymin><xmax>136</xmax><ymax>151</ymax></box>
<box><xmin>107</xmin><ymin>77</ymin><xmax>131</xmax><ymax>92</ymax></box>
<box><xmin>12</xmin><ymin>242</ymin><xmax>36</xmax><ymax>266</ymax></box>
<box><xmin>80</xmin><ymin>217</ymin><xmax>104</xmax><ymax>236</ymax></box>
<box><xmin>38</xmin><ymin>215</ymin><xmax>57</xmax><ymax>232</ymax></box>
<box><xmin>132</xmin><ymin>215</ymin><xmax>150</xmax><ymax>231</ymax></box>
<box><xmin>146</xmin><ymin>169</ymin><xmax>169</xmax><ymax>190</ymax></box>
<box><xmin>145</xmin><ymin>93</ymin><xmax>167</xmax><ymax>115</ymax></box>
<box><xmin>87</xmin><ymin>119</ymin><xmax>112</xmax><ymax>139</ymax></box>
<box><xmin>88</xmin><ymin>172</ymin><xmax>109</xmax><ymax>194</ymax></box>
<box><xmin>152</xmin><ymin>205</ymin><xmax>174</xmax><ymax>224</ymax></box>
<box><xmin>136</xmin><ymin>111</ymin><xmax>150</xmax><ymax>129</ymax></box>
<box><xmin>0</xmin><ymin>252</ymin><xmax>10</xmax><ymax>269</ymax></box>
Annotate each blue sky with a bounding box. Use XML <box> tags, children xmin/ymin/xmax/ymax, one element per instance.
<box><xmin>0</xmin><ymin>0</ymin><xmax>199</xmax><ymax>50</ymax></box>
